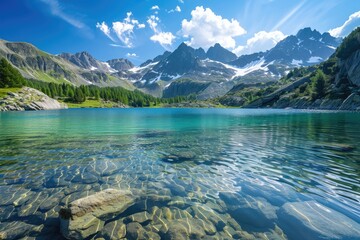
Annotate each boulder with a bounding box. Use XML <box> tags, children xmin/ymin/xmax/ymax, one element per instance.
<box><xmin>278</xmin><ymin>201</ymin><xmax>360</xmax><ymax>240</ymax></box>
<box><xmin>339</xmin><ymin>93</ymin><xmax>360</xmax><ymax>110</ymax></box>
<box><xmin>126</xmin><ymin>222</ymin><xmax>160</xmax><ymax>240</ymax></box>
<box><xmin>163</xmin><ymin>219</ymin><xmax>206</xmax><ymax>240</ymax></box>
<box><xmin>99</xmin><ymin>220</ymin><xmax>126</xmax><ymax>240</ymax></box>
<box><xmin>59</xmin><ymin>189</ymin><xmax>135</xmax><ymax>239</ymax></box>
<box><xmin>219</xmin><ymin>192</ymin><xmax>277</xmax><ymax>231</ymax></box>
<box><xmin>0</xmin><ymin>222</ymin><xmax>43</xmax><ymax>240</ymax></box>
<box><xmin>125</xmin><ymin>211</ymin><xmax>152</xmax><ymax>224</ymax></box>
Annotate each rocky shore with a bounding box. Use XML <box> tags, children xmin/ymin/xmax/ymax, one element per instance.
<box><xmin>268</xmin><ymin>93</ymin><xmax>360</xmax><ymax>111</ymax></box>
<box><xmin>0</xmin><ymin>87</ymin><xmax>67</xmax><ymax>111</ymax></box>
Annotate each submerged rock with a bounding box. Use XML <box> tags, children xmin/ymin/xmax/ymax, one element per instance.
<box><xmin>126</xmin><ymin>222</ymin><xmax>160</xmax><ymax>240</ymax></box>
<box><xmin>219</xmin><ymin>192</ymin><xmax>277</xmax><ymax>231</ymax></box>
<box><xmin>278</xmin><ymin>201</ymin><xmax>360</xmax><ymax>240</ymax></box>
<box><xmin>0</xmin><ymin>222</ymin><xmax>43</xmax><ymax>240</ymax></box>
<box><xmin>163</xmin><ymin>219</ymin><xmax>206</xmax><ymax>240</ymax></box>
<box><xmin>125</xmin><ymin>211</ymin><xmax>152</xmax><ymax>224</ymax></box>
<box><xmin>161</xmin><ymin>151</ymin><xmax>196</xmax><ymax>163</ymax></box>
<box><xmin>314</xmin><ymin>143</ymin><xmax>355</xmax><ymax>152</ymax></box>
<box><xmin>99</xmin><ymin>220</ymin><xmax>126</xmax><ymax>240</ymax></box>
<box><xmin>59</xmin><ymin>189</ymin><xmax>135</xmax><ymax>239</ymax></box>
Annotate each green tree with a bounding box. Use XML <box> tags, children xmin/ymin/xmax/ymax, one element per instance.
<box><xmin>311</xmin><ymin>70</ymin><xmax>326</xmax><ymax>100</ymax></box>
<box><xmin>73</xmin><ymin>88</ymin><xmax>86</xmax><ymax>103</ymax></box>
<box><xmin>0</xmin><ymin>58</ymin><xmax>26</xmax><ymax>88</ymax></box>
<box><xmin>336</xmin><ymin>27</ymin><xmax>360</xmax><ymax>59</ymax></box>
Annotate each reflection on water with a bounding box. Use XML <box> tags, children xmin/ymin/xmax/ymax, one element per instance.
<box><xmin>0</xmin><ymin>109</ymin><xmax>359</xmax><ymax>239</ymax></box>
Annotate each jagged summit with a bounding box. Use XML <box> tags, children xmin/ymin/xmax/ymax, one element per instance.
<box><xmin>206</xmin><ymin>43</ymin><xmax>237</xmax><ymax>63</ymax></box>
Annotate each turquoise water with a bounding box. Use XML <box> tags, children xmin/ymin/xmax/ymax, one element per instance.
<box><xmin>0</xmin><ymin>108</ymin><xmax>359</xmax><ymax>239</ymax></box>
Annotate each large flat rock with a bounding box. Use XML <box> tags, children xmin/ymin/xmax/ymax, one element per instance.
<box><xmin>59</xmin><ymin>189</ymin><xmax>135</xmax><ymax>240</ymax></box>
<box><xmin>278</xmin><ymin>201</ymin><xmax>360</xmax><ymax>240</ymax></box>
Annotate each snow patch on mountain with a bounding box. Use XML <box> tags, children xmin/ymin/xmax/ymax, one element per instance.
<box><xmin>204</xmin><ymin>58</ymin><xmax>268</xmax><ymax>80</ymax></box>
<box><xmin>102</xmin><ymin>62</ymin><xmax>117</xmax><ymax>73</ymax></box>
<box><xmin>129</xmin><ymin>62</ymin><xmax>159</xmax><ymax>73</ymax></box>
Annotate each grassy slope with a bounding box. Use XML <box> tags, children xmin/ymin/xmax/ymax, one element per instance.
<box><xmin>60</xmin><ymin>99</ymin><xmax>118</xmax><ymax>108</ymax></box>
<box><xmin>0</xmin><ymin>88</ymin><xmax>21</xmax><ymax>98</ymax></box>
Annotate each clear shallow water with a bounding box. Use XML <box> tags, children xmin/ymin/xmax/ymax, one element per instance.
<box><xmin>0</xmin><ymin>108</ymin><xmax>359</xmax><ymax>239</ymax></box>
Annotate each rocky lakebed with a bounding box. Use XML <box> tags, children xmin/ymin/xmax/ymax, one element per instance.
<box><xmin>0</xmin><ymin>157</ymin><xmax>359</xmax><ymax>240</ymax></box>
<box><xmin>0</xmin><ymin>109</ymin><xmax>359</xmax><ymax>240</ymax></box>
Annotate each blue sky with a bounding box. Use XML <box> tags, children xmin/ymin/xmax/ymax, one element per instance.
<box><xmin>0</xmin><ymin>0</ymin><xmax>359</xmax><ymax>65</ymax></box>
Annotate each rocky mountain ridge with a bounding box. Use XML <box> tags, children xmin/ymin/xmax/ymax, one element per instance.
<box><xmin>221</xmin><ymin>27</ymin><xmax>360</xmax><ymax>111</ymax></box>
<box><xmin>0</xmin><ymin>40</ymin><xmax>134</xmax><ymax>89</ymax></box>
<box><xmin>128</xmin><ymin>28</ymin><xmax>340</xmax><ymax>98</ymax></box>
<box><xmin>0</xmin><ymin>27</ymin><xmax>341</xmax><ymax>100</ymax></box>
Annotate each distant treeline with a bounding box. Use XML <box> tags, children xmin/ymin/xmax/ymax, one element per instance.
<box><xmin>26</xmin><ymin>79</ymin><xmax>189</xmax><ymax>107</ymax></box>
<box><xmin>0</xmin><ymin>57</ymin><xmax>191</xmax><ymax>107</ymax></box>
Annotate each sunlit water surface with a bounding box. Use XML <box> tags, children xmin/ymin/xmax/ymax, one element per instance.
<box><xmin>0</xmin><ymin>108</ymin><xmax>359</xmax><ymax>239</ymax></box>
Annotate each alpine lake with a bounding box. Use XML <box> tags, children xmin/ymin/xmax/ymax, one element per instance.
<box><xmin>0</xmin><ymin>108</ymin><xmax>359</xmax><ymax>240</ymax></box>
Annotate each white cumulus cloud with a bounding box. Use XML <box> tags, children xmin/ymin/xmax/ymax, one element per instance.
<box><xmin>151</xmin><ymin>5</ymin><xmax>160</xmax><ymax>10</ymax></box>
<box><xmin>97</xmin><ymin>12</ymin><xmax>145</xmax><ymax>48</ymax></box>
<box><xmin>150</xmin><ymin>32</ymin><xmax>176</xmax><ymax>46</ymax></box>
<box><xmin>234</xmin><ymin>31</ymin><xmax>286</xmax><ymax>56</ymax></box>
<box><xmin>181</xmin><ymin>6</ymin><xmax>246</xmax><ymax>50</ymax></box>
<box><xmin>329</xmin><ymin>11</ymin><xmax>360</xmax><ymax>37</ymax></box>
<box><xmin>147</xmin><ymin>15</ymin><xmax>159</xmax><ymax>32</ymax></box>
<box><xmin>137</xmin><ymin>23</ymin><xmax>146</xmax><ymax>29</ymax></box>
<box><xmin>147</xmin><ymin>15</ymin><xmax>175</xmax><ymax>49</ymax></box>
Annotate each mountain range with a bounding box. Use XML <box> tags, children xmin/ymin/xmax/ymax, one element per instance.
<box><xmin>0</xmin><ymin>27</ymin><xmax>341</xmax><ymax>99</ymax></box>
<box><xmin>219</xmin><ymin>27</ymin><xmax>360</xmax><ymax>111</ymax></box>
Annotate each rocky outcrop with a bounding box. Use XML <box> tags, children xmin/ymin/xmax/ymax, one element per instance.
<box><xmin>59</xmin><ymin>189</ymin><xmax>135</xmax><ymax>239</ymax></box>
<box><xmin>60</xmin><ymin>52</ymin><xmax>110</xmax><ymax>72</ymax></box>
<box><xmin>336</xmin><ymin>49</ymin><xmax>360</xmax><ymax>87</ymax></box>
<box><xmin>267</xmin><ymin>93</ymin><xmax>360</xmax><ymax>111</ymax></box>
<box><xmin>0</xmin><ymin>87</ymin><xmax>67</xmax><ymax>111</ymax></box>
<box><xmin>107</xmin><ymin>58</ymin><xmax>134</xmax><ymax>71</ymax></box>
<box><xmin>245</xmin><ymin>76</ymin><xmax>311</xmax><ymax>108</ymax></box>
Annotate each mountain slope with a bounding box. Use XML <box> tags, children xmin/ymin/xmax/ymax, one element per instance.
<box><xmin>221</xmin><ymin>27</ymin><xmax>360</xmax><ymax>110</ymax></box>
<box><xmin>265</xmin><ymin>28</ymin><xmax>340</xmax><ymax>66</ymax></box>
<box><xmin>0</xmin><ymin>40</ymin><xmax>135</xmax><ymax>89</ymax></box>
<box><xmin>0</xmin><ymin>40</ymin><xmax>86</xmax><ymax>84</ymax></box>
